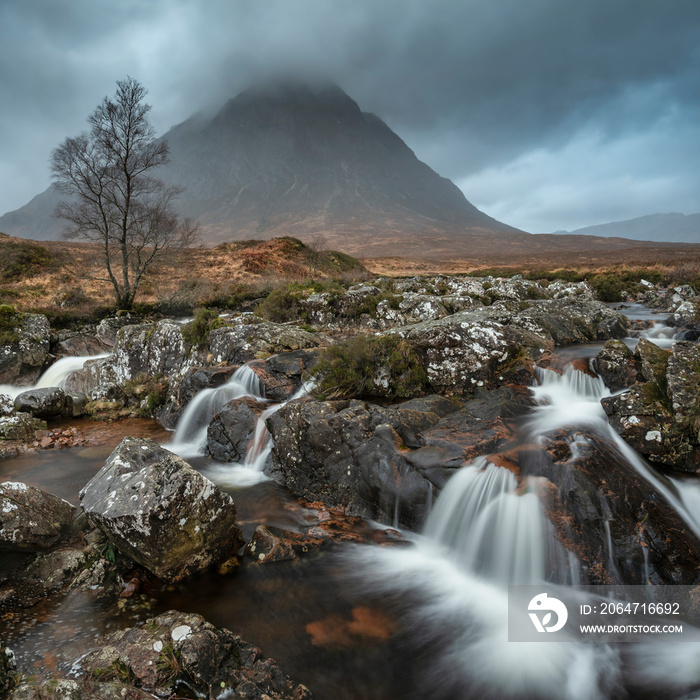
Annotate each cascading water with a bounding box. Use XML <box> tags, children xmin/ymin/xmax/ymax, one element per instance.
<box><xmin>0</xmin><ymin>353</ymin><xmax>109</xmax><ymax>399</ymax></box>
<box><xmin>350</xmin><ymin>324</ymin><xmax>700</xmax><ymax>699</ymax></box>
<box><xmin>168</xmin><ymin>364</ymin><xmax>262</xmax><ymax>458</ymax></box>
<box><xmin>205</xmin><ymin>380</ymin><xmax>315</xmax><ymax>488</ymax></box>
<box><xmin>423</xmin><ymin>457</ymin><xmax>546</xmax><ymax>585</ymax></box>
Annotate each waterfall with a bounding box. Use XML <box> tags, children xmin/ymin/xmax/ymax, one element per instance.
<box><xmin>423</xmin><ymin>458</ymin><xmax>546</xmax><ymax>585</ymax></box>
<box><xmin>0</xmin><ymin>353</ymin><xmax>109</xmax><ymax>399</ymax></box>
<box><xmin>168</xmin><ymin>364</ymin><xmax>262</xmax><ymax>458</ymax></box>
<box><xmin>206</xmin><ymin>380</ymin><xmax>314</xmax><ymax>488</ymax></box>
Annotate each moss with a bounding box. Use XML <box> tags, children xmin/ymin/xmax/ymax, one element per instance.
<box><xmin>310</xmin><ymin>334</ymin><xmax>427</xmax><ymax>400</ymax></box>
<box><xmin>0</xmin><ymin>304</ymin><xmax>21</xmax><ymax>345</ymax></box>
<box><xmin>182</xmin><ymin>308</ymin><xmax>227</xmax><ymax>348</ymax></box>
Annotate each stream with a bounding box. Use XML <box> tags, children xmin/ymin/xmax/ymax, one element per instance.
<box><xmin>2</xmin><ymin>303</ymin><xmax>700</xmax><ymax>699</ymax></box>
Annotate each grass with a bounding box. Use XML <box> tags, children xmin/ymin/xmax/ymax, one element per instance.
<box><xmin>0</xmin><ymin>304</ymin><xmax>21</xmax><ymax>345</ymax></box>
<box><xmin>309</xmin><ymin>334</ymin><xmax>427</xmax><ymax>400</ymax></box>
<box><xmin>0</xmin><ymin>237</ymin><xmax>60</xmax><ymax>282</ymax></box>
<box><xmin>181</xmin><ymin>308</ymin><xmax>228</xmax><ymax>348</ymax></box>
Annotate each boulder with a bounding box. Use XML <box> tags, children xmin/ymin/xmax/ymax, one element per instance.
<box><xmin>80</xmin><ymin>438</ymin><xmax>244</xmax><ymax>582</ymax></box>
<box><xmin>209</xmin><ymin>318</ymin><xmax>323</xmax><ymax>365</ymax></box>
<box><xmin>591</xmin><ymin>340</ymin><xmax>638</xmax><ymax>391</ymax></box>
<box><xmin>0</xmin><ymin>413</ymin><xmax>46</xmax><ymax>442</ymax></box>
<box><xmin>78</xmin><ymin>610</ymin><xmax>311</xmax><ymax>699</ymax></box>
<box><xmin>249</xmin><ymin>349</ymin><xmax>320</xmax><ymax>401</ymax></box>
<box><xmin>207</xmin><ymin>396</ymin><xmax>267</xmax><ymax>462</ymax></box>
<box><xmin>0</xmin><ymin>482</ymin><xmax>75</xmax><ymax>552</ymax></box>
<box><xmin>670</xmin><ymin>300</ymin><xmax>699</xmax><ymax>327</ymax></box>
<box><xmin>0</xmin><ymin>312</ymin><xmax>51</xmax><ymax>385</ymax></box>
<box><xmin>395</xmin><ymin>311</ymin><xmax>549</xmax><ymax>396</ymax></box>
<box><xmin>509</xmin><ymin>297</ymin><xmax>629</xmax><ymax>345</ymax></box>
<box><xmin>635</xmin><ymin>337</ymin><xmax>671</xmax><ymax>384</ymax></box>
<box><xmin>602</xmin><ymin>341</ymin><xmax>700</xmax><ymax>472</ymax></box>
<box><xmin>0</xmin><ymin>646</ymin><xmax>17</xmax><ymax>699</ymax></box>
<box><xmin>522</xmin><ymin>429</ymin><xmax>700</xmax><ymax>585</ymax></box>
<box><xmin>0</xmin><ymin>394</ymin><xmax>12</xmax><ymax>417</ymax></box>
<box><xmin>267</xmin><ymin>389</ymin><xmax>531</xmax><ymax>529</ymax></box>
<box><xmin>13</xmin><ymin>387</ymin><xmax>66</xmax><ymax>419</ymax></box>
<box><xmin>10</xmin><ymin>680</ymin><xmax>154</xmax><ymax>700</ymax></box>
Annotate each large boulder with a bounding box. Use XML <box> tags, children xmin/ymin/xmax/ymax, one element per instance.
<box><xmin>0</xmin><ymin>311</ymin><xmax>51</xmax><ymax>385</ymax></box>
<box><xmin>394</xmin><ymin>311</ymin><xmax>549</xmax><ymax>396</ymax></box>
<box><xmin>521</xmin><ymin>429</ymin><xmax>700</xmax><ymax>585</ymax></box>
<box><xmin>13</xmin><ymin>387</ymin><xmax>66</xmax><ymax>419</ymax></box>
<box><xmin>509</xmin><ymin>297</ymin><xmax>629</xmax><ymax>345</ymax></box>
<box><xmin>209</xmin><ymin>317</ymin><xmax>323</xmax><ymax>365</ymax></box>
<box><xmin>590</xmin><ymin>340</ymin><xmax>638</xmax><ymax>391</ymax></box>
<box><xmin>267</xmin><ymin>389</ymin><xmax>531</xmax><ymax>529</ymax></box>
<box><xmin>0</xmin><ymin>482</ymin><xmax>75</xmax><ymax>552</ymax></box>
<box><xmin>602</xmin><ymin>341</ymin><xmax>700</xmax><ymax>472</ymax></box>
<box><xmin>0</xmin><ymin>413</ymin><xmax>46</xmax><ymax>442</ymax></box>
<box><xmin>80</xmin><ymin>438</ymin><xmax>244</xmax><ymax>582</ymax></box>
<box><xmin>77</xmin><ymin>610</ymin><xmax>311</xmax><ymax>699</ymax></box>
<box><xmin>248</xmin><ymin>349</ymin><xmax>320</xmax><ymax>402</ymax></box>
<box><xmin>207</xmin><ymin>396</ymin><xmax>267</xmax><ymax>462</ymax></box>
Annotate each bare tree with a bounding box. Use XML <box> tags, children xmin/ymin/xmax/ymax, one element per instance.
<box><xmin>51</xmin><ymin>77</ymin><xmax>198</xmax><ymax>309</ymax></box>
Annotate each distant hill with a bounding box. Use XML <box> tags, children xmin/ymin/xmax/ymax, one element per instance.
<box><xmin>557</xmin><ymin>213</ymin><xmax>700</xmax><ymax>244</ymax></box>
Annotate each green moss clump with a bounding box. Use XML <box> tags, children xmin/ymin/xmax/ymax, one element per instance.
<box><xmin>182</xmin><ymin>308</ymin><xmax>227</xmax><ymax>348</ymax></box>
<box><xmin>310</xmin><ymin>334</ymin><xmax>427</xmax><ymax>400</ymax></box>
<box><xmin>0</xmin><ymin>304</ymin><xmax>21</xmax><ymax>345</ymax></box>
<box><xmin>590</xmin><ymin>274</ymin><xmax>625</xmax><ymax>302</ymax></box>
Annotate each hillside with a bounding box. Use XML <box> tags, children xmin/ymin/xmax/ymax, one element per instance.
<box><xmin>557</xmin><ymin>213</ymin><xmax>700</xmax><ymax>244</ymax></box>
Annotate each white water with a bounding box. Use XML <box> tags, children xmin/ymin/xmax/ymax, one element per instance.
<box><xmin>424</xmin><ymin>457</ymin><xmax>546</xmax><ymax>585</ymax></box>
<box><xmin>205</xmin><ymin>380</ymin><xmax>314</xmax><ymax>488</ymax></box>
<box><xmin>0</xmin><ymin>353</ymin><xmax>109</xmax><ymax>399</ymax></box>
<box><xmin>350</xmin><ymin>335</ymin><xmax>700</xmax><ymax>698</ymax></box>
<box><xmin>168</xmin><ymin>364</ymin><xmax>262</xmax><ymax>458</ymax></box>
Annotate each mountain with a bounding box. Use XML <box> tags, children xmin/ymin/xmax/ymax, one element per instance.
<box><xmin>2</xmin><ymin>80</ymin><xmax>699</xmax><ymax>259</ymax></box>
<box><xmin>0</xmin><ymin>80</ymin><xmax>524</xmax><ymax>257</ymax></box>
<box><xmin>557</xmin><ymin>213</ymin><xmax>700</xmax><ymax>244</ymax></box>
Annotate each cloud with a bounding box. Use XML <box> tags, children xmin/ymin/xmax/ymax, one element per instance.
<box><xmin>0</xmin><ymin>0</ymin><xmax>699</xmax><ymax>229</ymax></box>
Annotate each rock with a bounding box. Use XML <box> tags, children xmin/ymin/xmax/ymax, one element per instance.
<box><xmin>10</xmin><ymin>679</ymin><xmax>155</xmax><ymax>700</ymax></box>
<box><xmin>670</xmin><ymin>300</ymin><xmax>699</xmax><ymax>327</ymax></box>
<box><xmin>602</xmin><ymin>341</ymin><xmax>700</xmax><ymax>472</ymax></box>
<box><xmin>13</xmin><ymin>387</ymin><xmax>66</xmax><ymax>418</ymax></box>
<box><xmin>0</xmin><ymin>312</ymin><xmax>51</xmax><ymax>385</ymax></box>
<box><xmin>0</xmin><ymin>482</ymin><xmax>75</xmax><ymax>552</ymax></box>
<box><xmin>246</xmin><ymin>525</ymin><xmax>326</xmax><ymax>563</ymax></box>
<box><xmin>64</xmin><ymin>392</ymin><xmax>89</xmax><ymax>418</ymax></box>
<box><xmin>509</xmin><ymin>297</ymin><xmax>629</xmax><ymax>345</ymax></box>
<box><xmin>267</xmin><ymin>389</ymin><xmax>530</xmax><ymax>529</ymax></box>
<box><xmin>209</xmin><ymin>319</ymin><xmax>323</xmax><ymax>365</ymax></box>
<box><xmin>0</xmin><ymin>395</ymin><xmax>12</xmax><ymax>417</ymax></box>
<box><xmin>207</xmin><ymin>396</ymin><xmax>266</xmax><ymax>462</ymax></box>
<box><xmin>635</xmin><ymin>337</ymin><xmax>671</xmax><ymax>384</ymax></box>
<box><xmin>1</xmin><ymin>646</ymin><xmax>17</xmax><ymax>699</ymax></box>
<box><xmin>395</xmin><ymin>310</ymin><xmax>549</xmax><ymax>396</ymax></box>
<box><xmin>522</xmin><ymin>429</ymin><xmax>700</xmax><ymax>585</ymax></box>
<box><xmin>591</xmin><ymin>340</ymin><xmax>638</xmax><ymax>391</ymax></box>
<box><xmin>0</xmin><ymin>413</ymin><xmax>46</xmax><ymax>442</ymax></box>
<box><xmin>667</xmin><ymin>341</ymin><xmax>700</xmax><ymax>426</ymax></box>
<box><xmin>78</xmin><ymin>610</ymin><xmax>311</xmax><ymax>699</ymax></box>
<box><xmin>601</xmin><ymin>384</ymin><xmax>676</xmax><ymax>465</ymax></box>
<box><xmin>249</xmin><ymin>349</ymin><xmax>320</xmax><ymax>401</ymax></box>
<box><xmin>80</xmin><ymin>438</ymin><xmax>244</xmax><ymax>582</ymax></box>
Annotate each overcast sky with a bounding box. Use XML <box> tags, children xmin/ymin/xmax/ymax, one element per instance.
<box><xmin>1</xmin><ymin>0</ymin><xmax>698</xmax><ymax>232</ymax></box>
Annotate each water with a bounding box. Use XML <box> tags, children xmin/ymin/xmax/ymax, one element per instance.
<box><xmin>168</xmin><ymin>364</ymin><xmax>262</xmax><ymax>458</ymax></box>
<box><xmin>0</xmin><ymin>353</ymin><xmax>109</xmax><ymax>399</ymax></box>
<box><xmin>5</xmin><ymin>303</ymin><xmax>700</xmax><ymax>698</ymax></box>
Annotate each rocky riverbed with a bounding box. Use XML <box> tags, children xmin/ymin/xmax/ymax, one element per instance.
<box><xmin>1</xmin><ymin>274</ymin><xmax>700</xmax><ymax>699</ymax></box>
